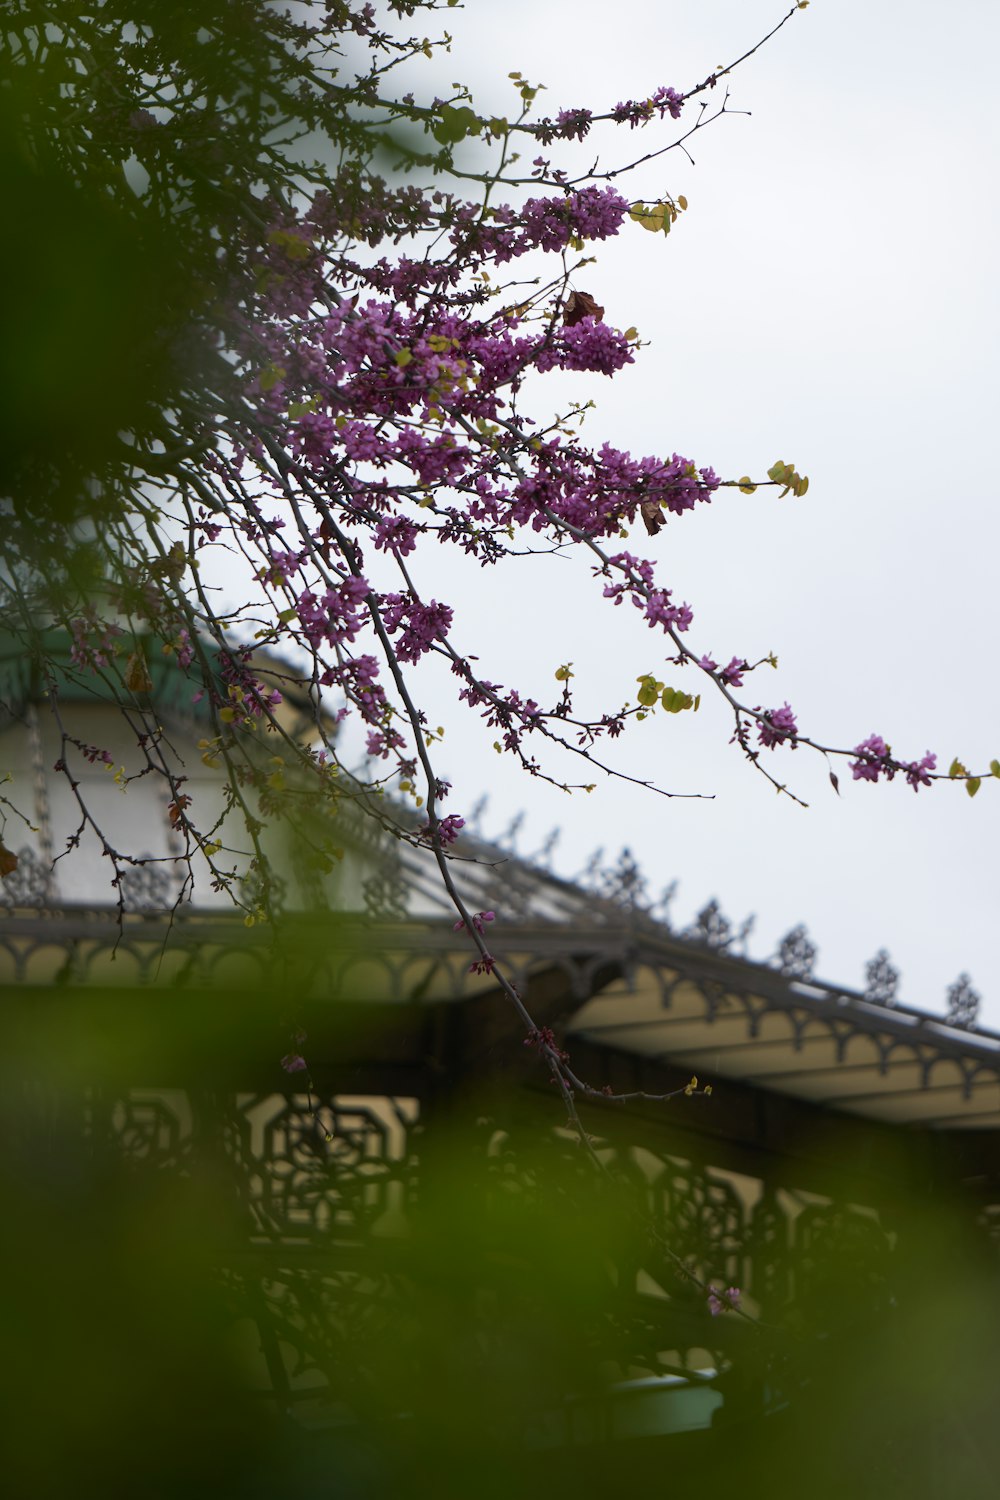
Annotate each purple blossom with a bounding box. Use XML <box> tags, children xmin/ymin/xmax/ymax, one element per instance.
<box><xmin>374</xmin><ymin>515</ymin><xmax>420</xmax><ymax>557</ymax></box>
<box><xmin>554</xmin><ymin>107</ymin><xmax>593</xmax><ymax>141</ymax></box>
<box><xmin>174</xmin><ymin>629</ymin><xmax>194</xmax><ymax>670</ymax></box>
<box><xmin>719</xmin><ymin>657</ymin><xmax>746</xmax><ymax>689</ymax></box>
<box><xmin>281</xmin><ymin>1053</ymin><xmax>308</xmax><ymax>1074</ymax></box>
<box><xmin>420</xmin><ymin>813</ymin><xmax>465</xmax><ymax>846</ymax></box>
<box><xmin>381</xmin><ymin>593</ymin><xmax>453</xmax><ymax>663</ymax></box>
<box><xmin>757</xmin><ymin>703</ymin><xmax>798</xmax><ymax>749</ymax></box>
<box><xmin>453</xmin><ymin>910</ymin><xmax>495</xmax><ymax>934</ymax></box>
<box><xmin>69</xmin><ymin>615</ymin><xmax>123</xmax><ymax>671</ymax></box>
<box><xmin>366</xmin><ymin>726</ymin><xmax>405</xmax><ymax>759</ymax></box>
<box><xmin>649</xmin><ymin>85</ymin><xmax>685</xmax><ymax>120</ymax></box>
<box><xmin>610</xmin><ymin>89</ymin><xmax>683</xmax><ymax>129</ymax></box>
<box><xmin>541</xmin><ymin>319</ymin><xmax>634</xmax><ymax>377</ymax></box>
<box><xmin>481</xmin><ymin>187</ymin><xmax>629</xmax><ymax>260</ymax></box>
<box><xmin>904</xmin><ymin>751</ymin><xmax>936</xmax><ymax>792</ymax></box>
<box><xmin>707</xmin><ymin>1286</ymin><xmax>742</xmax><ymax>1317</ymax></box>
<box><xmin>298</xmin><ymin>575</ymin><xmax>370</xmax><ymax>649</ymax></box>
<box><xmin>644</xmin><ymin>589</ymin><xmax>693</xmax><ymax>633</ymax></box>
<box><xmin>851</xmin><ymin>733</ymin><xmax>892</xmax><ymax>784</ymax></box>
<box><xmin>849</xmin><ymin>737</ymin><xmax>935</xmax><ymax>792</ymax></box>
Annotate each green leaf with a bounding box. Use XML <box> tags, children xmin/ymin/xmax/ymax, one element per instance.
<box><xmin>267</xmin><ymin>228</ymin><xmax>312</xmax><ymax>261</ymax></box>
<box><xmin>990</xmin><ymin>759</ymin><xmax>1000</xmax><ymax>779</ymax></box>
<box><xmin>966</xmin><ymin>777</ymin><xmax>981</xmax><ymax>798</ymax></box>
<box><xmin>661</xmin><ymin>687</ymin><xmax>693</xmax><ymax>713</ymax></box>
<box><xmin>948</xmin><ymin>757</ymin><xmax>967</xmax><ymax>779</ymax></box>
<box><xmin>259</xmin><ymin>363</ymin><xmax>286</xmax><ymax>391</ymax></box>
<box><xmin>394</xmin><ymin>347</ymin><xmax>413</xmax><ymax>368</ymax></box>
<box><xmin>287</xmin><ymin>397</ymin><xmax>318</xmax><ymax>419</ymax></box>
<box><xmin>431</xmin><ymin>105</ymin><xmax>479</xmax><ymax>146</ymax></box>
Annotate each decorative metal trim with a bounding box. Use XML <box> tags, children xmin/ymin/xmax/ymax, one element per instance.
<box><xmin>684</xmin><ymin>899</ymin><xmax>754</xmax><ymax>955</ymax></box>
<box><xmin>946</xmin><ymin>973</ymin><xmax>980</xmax><ymax>1030</ymax></box>
<box><xmin>775</xmin><ymin>924</ymin><xmax>817</xmax><ymax>981</ymax></box>
<box><xmin>0</xmin><ymin>845</ymin><xmax>52</xmax><ymax>908</ymax></box>
<box><xmin>119</xmin><ymin>858</ymin><xmax>182</xmax><ymax>914</ymax></box>
<box><xmin>864</xmin><ymin>949</ymin><xmax>899</xmax><ymax>1007</ymax></box>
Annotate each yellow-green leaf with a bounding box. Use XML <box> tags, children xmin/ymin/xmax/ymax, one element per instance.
<box><xmin>259</xmin><ymin>363</ymin><xmax>287</xmax><ymax>392</ymax></box>
<box><xmin>966</xmin><ymin>777</ymin><xmax>982</xmax><ymax>798</ymax></box>
<box><xmin>630</xmin><ymin>203</ymin><xmax>665</xmax><ymax>233</ymax></box>
<box><xmin>288</xmin><ymin>397</ymin><xmax>318</xmax><ymax>419</ymax></box>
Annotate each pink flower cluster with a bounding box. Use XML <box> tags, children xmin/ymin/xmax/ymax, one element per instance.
<box><xmin>757</xmin><ymin>704</ymin><xmax>798</xmax><ymax>749</ymax></box>
<box><xmin>612</xmin><ymin>86</ymin><xmax>685</xmax><ymax>127</ymax></box>
<box><xmin>699</xmin><ymin>655</ymin><xmax>746</xmax><ymax>688</ymax></box>
<box><xmin>420</xmin><ymin>814</ymin><xmax>465</xmax><ymax>846</ymax></box>
<box><xmin>380</xmin><ymin>593</ymin><xmax>454</xmax><ymax>664</ymax></box>
<box><xmin>644</xmin><ymin>589</ymin><xmax>694</xmax><ymax>633</ymax></box>
<box><xmin>707</xmin><ymin>1286</ymin><xmax>742</xmax><ymax>1317</ymax></box>
<box><xmin>850</xmin><ymin>735</ymin><xmax>937</xmax><ymax>792</ymax></box>
<box><xmin>453</xmin><ymin>910</ymin><xmax>496</xmax><ymax>934</ymax></box>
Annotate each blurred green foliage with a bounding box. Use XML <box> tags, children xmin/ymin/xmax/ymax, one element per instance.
<box><xmin>0</xmin><ymin>959</ymin><xmax>998</xmax><ymax>1498</ymax></box>
<box><xmin>0</xmin><ymin>1</ymin><xmax>356</xmax><ymax>529</ymax></box>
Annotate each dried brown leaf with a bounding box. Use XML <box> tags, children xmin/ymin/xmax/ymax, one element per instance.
<box><xmin>640</xmin><ymin>501</ymin><xmax>665</xmax><ymax>536</ymax></box>
<box><xmin>563</xmin><ymin>290</ymin><xmax>605</xmax><ymax>327</ymax></box>
<box><xmin>124</xmin><ymin>652</ymin><xmax>153</xmax><ymax>693</ymax></box>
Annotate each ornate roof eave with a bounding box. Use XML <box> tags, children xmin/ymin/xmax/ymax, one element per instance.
<box><xmin>1</xmin><ymin>903</ymin><xmax>998</xmax><ymax>1132</ymax></box>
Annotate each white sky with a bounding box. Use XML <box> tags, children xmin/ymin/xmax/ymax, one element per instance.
<box><xmin>351</xmin><ymin>0</ymin><xmax>1000</xmax><ymax>1024</ymax></box>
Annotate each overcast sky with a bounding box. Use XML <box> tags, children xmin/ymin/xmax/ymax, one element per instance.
<box><xmin>347</xmin><ymin>0</ymin><xmax>1000</xmax><ymax>1025</ymax></box>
